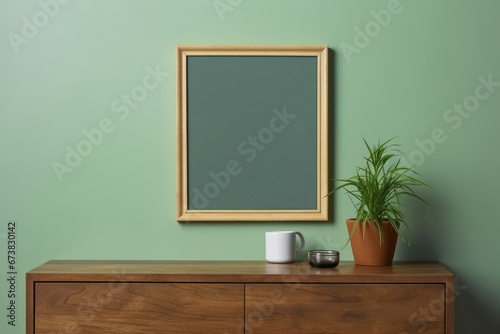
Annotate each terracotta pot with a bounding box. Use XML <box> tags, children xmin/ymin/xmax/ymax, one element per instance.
<box><xmin>346</xmin><ymin>219</ymin><xmax>399</xmax><ymax>266</ymax></box>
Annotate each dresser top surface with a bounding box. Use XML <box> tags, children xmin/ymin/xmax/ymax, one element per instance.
<box><xmin>27</xmin><ymin>261</ymin><xmax>453</xmax><ymax>283</ymax></box>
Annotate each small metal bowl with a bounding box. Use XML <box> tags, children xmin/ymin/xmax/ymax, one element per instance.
<box><xmin>308</xmin><ymin>250</ymin><xmax>340</xmax><ymax>268</ymax></box>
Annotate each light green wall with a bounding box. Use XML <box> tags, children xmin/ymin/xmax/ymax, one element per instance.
<box><xmin>1</xmin><ymin>0</ymin><xmax>499</xmax><ymax>332</ymax></box>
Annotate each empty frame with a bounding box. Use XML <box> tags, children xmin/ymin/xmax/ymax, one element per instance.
<box><xmin>177</xmin><ymin>45</ymin><xmax>328</xmax><ymax>221</ymax></box>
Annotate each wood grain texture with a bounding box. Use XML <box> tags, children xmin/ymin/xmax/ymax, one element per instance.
<box><xmin>25</xmin><ymin>274</ymin><xmax>34</xmax><ymax>334</ymax></box>
<box><xmin>246</xmin><ymin>284</ymin><xmax>445</xmax><ymax>334</ymax></box>
<box><xmin>318</xmin><ymin>45</ymin><xmax>329</xmax><ymax>221</ymax></box>
<box><xmin>176</xmin><ymin>44</ymin><xmax>185</xmax><ymax>221</ymax></box>
<box><xmin>176</xmin><ymin>45</ymin><xmax>328</xmax><ymax>56</ymax></box>
<box><xmin>35</xmin><ymin>282</ymin><xmax>243</xmax><ymax>334</ymax></box>
<box><xmin>27</xmin><ymin>260</ymin><xmax>454</xmax><ymax>284</ymax></box>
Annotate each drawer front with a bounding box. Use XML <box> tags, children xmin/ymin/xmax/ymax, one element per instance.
<box><xmin>35</xmin><ymin>282</ymin><xmax>243</xmax><ymax>334</ymax></box>
<box><xmin>245</xmin><ymin>284</ymin><xmax>445</xmax><ymax>334</ymax></box>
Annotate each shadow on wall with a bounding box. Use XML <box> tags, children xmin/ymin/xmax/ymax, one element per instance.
<box><xmin>397</xmin><ymin>191</ymin><xmax>500</xmax><ymax>333</ymax></box>
<box><xmin>327</xmin><ymin>47</ymin><xmax>337</xmax><ymax>224</ymax></box>
<box><xmin>449</xmin><ymin>265</ymin><xmax>500</xmax><ymax>334</ymax></box>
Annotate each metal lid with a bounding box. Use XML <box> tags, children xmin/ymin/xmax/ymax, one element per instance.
<box><xmin>308</xmin><ymin>250</ymin><xmax>339</xmax><ymax>256</ymax></box>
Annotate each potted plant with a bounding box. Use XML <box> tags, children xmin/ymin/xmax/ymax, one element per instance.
<box><xmin>328</xmin><ymin>138</ymin><xmax>431</xmax><ymax>265</ymax></box>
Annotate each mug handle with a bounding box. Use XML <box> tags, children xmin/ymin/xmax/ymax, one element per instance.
<box><xmin>295</xmin><ymin>232</ymin><xmax>305</xmax><ymax>251</ymax></box>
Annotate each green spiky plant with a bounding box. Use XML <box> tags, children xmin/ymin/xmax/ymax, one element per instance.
<box><xmin>328</xmin><ymin>138</ymin><xmax>431</xmax><ymax>246</ymax></box>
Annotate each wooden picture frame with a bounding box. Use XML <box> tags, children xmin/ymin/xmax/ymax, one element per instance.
<box><xmin>177</xmin><ymin>45</ymin><xmax>328</xmax><ymax>221</ymax></box>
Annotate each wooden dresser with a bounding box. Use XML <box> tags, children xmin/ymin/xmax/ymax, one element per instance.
<box><xmin>26</xmin><ymin>260</ymin><xmax>454</xmax><ymax>333</ymax></box>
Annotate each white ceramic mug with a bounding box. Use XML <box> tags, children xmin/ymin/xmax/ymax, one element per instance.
<box><xmin>265</xmin><ymin>231</ymin><xmax>306</xmax><ymax>263</ymax></box>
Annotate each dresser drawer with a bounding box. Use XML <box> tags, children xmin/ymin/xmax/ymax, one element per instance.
<box><xmin>245</xmin><ymin>283</ymin><xmax>445</xmax><ymax>334</ymax></box>
<box><xmin>34</xmin><ymin>282</ymin><xmax>244</xmax><ymax>334</ymax></box>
